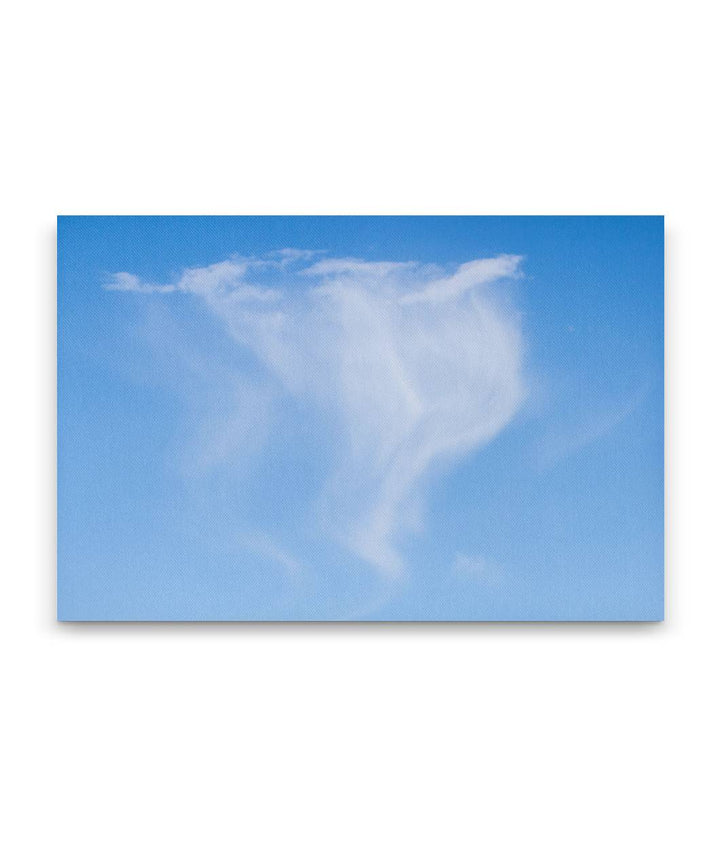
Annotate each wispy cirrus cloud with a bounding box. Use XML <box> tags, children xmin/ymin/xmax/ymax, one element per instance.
<box><xmin>453</xmin><ymin>552</ymin><xmax>502</xmax><ymax>584</ymax></box>
<box><xmin>535</xmin><ymin>384</ymin><xmax>649</xmax><ymax>471</ymax></box>
<box><xmin>106</xmin><ymin>250</ymin><xmax>526</xmax><ymax>577</ymax></box>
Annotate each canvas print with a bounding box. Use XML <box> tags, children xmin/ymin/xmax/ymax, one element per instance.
<box><xmin>57</xmin><ymin>216</ymin><xmax>664</xmax><ymax>621</ymax></box>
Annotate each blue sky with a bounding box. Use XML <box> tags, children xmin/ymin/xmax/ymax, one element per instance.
<box><xmin>57</xmin><ymin>216</ymin><xmax>663</xmax><ymax>620</ymax></box>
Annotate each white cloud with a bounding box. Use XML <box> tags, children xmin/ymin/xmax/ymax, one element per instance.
<box><xmin>109</xmin><ymin>251</ymin><xmax>526</xmax><ymax>577</ymax></box>
<box><xmin>105</xmin><ymin>259</ymin><xmax>258</xmax><ymax>296</ymax></box>
<box><xmin>104</xmin><ymin>272</ymin><xmax>176</xmax><ymax>293</ymax></box>
<box><xmin>266</xmin><ymin>248</ymin><xmax>326</xmax><ymax>264</ymax></box>
<box><xmin>400</xmin><ymin>254</ymin><xmax>522</xmax><ymax>305</ymax></box>
<box><xmin>303</xmin><ymin>258</ymin><xmax>418</xmax><ymax>279</ymax></box>
<box><xmin>453</xmin><ymin>552</ymin><xmax>501</xmax><ymax>582</ymax></box>
<box><xmin>239</xmin><ymin>532</ymin><xmax>303</xmax><ymax>577</ymax></box>
<box><xmin>536</xmin><ymin>385</ymin><xmax>648</xmax><ymax>470</ymax></box>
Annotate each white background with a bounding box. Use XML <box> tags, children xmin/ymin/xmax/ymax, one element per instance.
<box><xmin>2</xmin><ymin>1</ymin><xmax>718</xmax><ymax>853</ymax></box>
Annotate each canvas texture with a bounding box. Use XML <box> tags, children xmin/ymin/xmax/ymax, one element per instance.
<box><xmin>57</xmin><ymin>216</ymin><xmax>664</xmax><ymax>621</ymax></box>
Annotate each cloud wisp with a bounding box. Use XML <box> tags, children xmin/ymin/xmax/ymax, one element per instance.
<box><xmin>106</xmin><ymin>251</ymin><xmax>526</xmax><ymax>577</ymax></box>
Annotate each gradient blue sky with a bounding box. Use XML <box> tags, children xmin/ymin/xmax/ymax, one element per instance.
<box><xmin>58</xmin><ymin>216</ymin><xmax>663</xmax><ymax>620</ymax></box>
